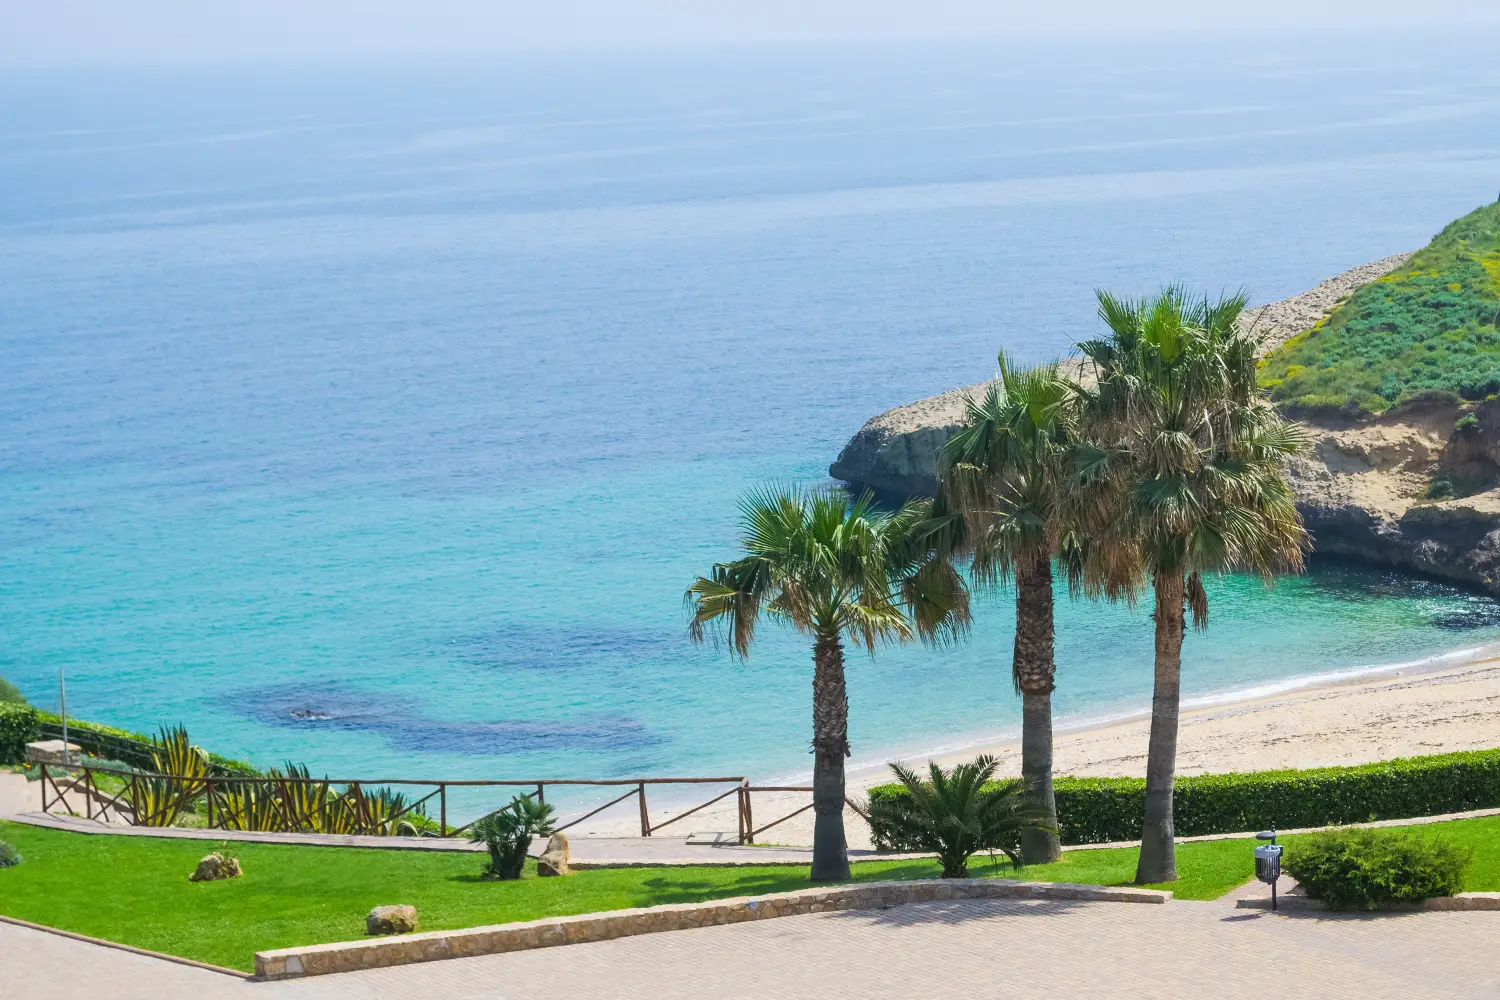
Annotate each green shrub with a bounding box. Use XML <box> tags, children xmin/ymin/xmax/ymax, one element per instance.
<box><xmin>1285</xmin><ymin>828</ymin><xmax>1470</xmax><ymax>909</ymax></box>
<box><xmin>865</xmin><ymin>756</ymin><xmax>1051</xmax><ymax>878</ymax></box>
<box><xmin>0</xmin><ymin>839</ymin><xmax>20</xmax><ymax>868</ymax></box>
<box><xmin>467</xmin><ymin>795</ymin><xmax>555</xmax><ymax>879</ymax></box>
<box><xmin>0</xmin><ymin>676</ymin><xmax>25</xmax><ymax>705</ymax></box>
<box><xmin>1259</xmin><ymin>201</ymin><xmax>1500</xmax><ymax>411</ymax></box>
<box><xmin>35</xmin><ymin>714</ymin><xmax>259</xmax><ymax>776</ymax></box>
<box><xmin>0</xmin><ymin>703</ymin><xmax>41</xmax><ymax>766</ymax></box>
<box><xmin>867</xmin><ymin>749</ymin><xmax>1500</xmax><ymax>847</ymax></box>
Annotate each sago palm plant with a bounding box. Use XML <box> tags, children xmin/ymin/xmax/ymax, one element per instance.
<box><xmin>469</xmin><ymin>794</ymin><xmax>556</xmax><ymax>879</ymax></box>
<box><xmin>687</xmin><ymin>485</ymin><xmax>969</xmax><ymax>881</ymax></box>
<box><xmin>868</xmin><ymin>755</ymin><xmax>1052</xmax><ymax>878</ymax></box>
<box><xmin>1079</xmin><ymin>285</ymin><xmax>1309</xmax><ymax>883</ymax></box>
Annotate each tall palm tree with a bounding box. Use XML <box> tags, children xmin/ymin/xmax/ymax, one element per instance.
<box><xmin>686</xmin><ymin>485</ymin><xmax>970</xmax><ymax>881</ymax></box>
<box><xmin>1078</xmin><ymin>286</ymin><xmax>1309</xmax><ymax>883</ymax></box>
<box><xmin>940</xmin><ymin>356</ymin><xmax>1081</xmax><ymax>864</ymax></box>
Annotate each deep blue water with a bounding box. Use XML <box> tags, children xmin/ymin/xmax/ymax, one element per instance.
<box><xmin>4</xmin><ymin>37</ymin><xmax>1500</xmax><ymax>813</ymax></box>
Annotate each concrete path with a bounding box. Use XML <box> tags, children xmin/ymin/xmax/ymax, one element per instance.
<box><xmin>6</xmin><ymin>894</ymin><xmax>1498</xmax><ymax>999</ymax></box>
<box><xmin>5</xmin><ymin>812</ymin><xmax>919</xmax><ymax>866</ymax></box>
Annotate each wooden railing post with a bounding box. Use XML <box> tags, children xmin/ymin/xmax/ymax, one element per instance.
<box><xmin>440</xmin><ymin>783</ymin><xmax>447</xmax><ymax>837</ymax></box>
<box><xmin>535</xmin><ymin>782</ymin><xmax>545</xmax><ymax>805</ymax></box>
<box><xmin>84</xmin><ymin>768</ymin><xmax>94</xmax><ymax>821</ymax></box>
<box><xmin>743</xmin><ymin>784</ymin><xmax>754</xmax><ymax>845</ymax></box>
<box><xmin>737</xmin><ymin>782</ymin><xmax>746</xmax><ymax>845</ymax></box>
<box><xmin>638</xmin><ymin>782</ymin><xmax>650</xmax><ymax>837</ymax></box>
<box><xmin>207</xmin><ymin>778</ymin><xmax>215</xmax><ymax>829</ymax></box>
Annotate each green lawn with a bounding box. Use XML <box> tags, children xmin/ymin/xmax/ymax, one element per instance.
<box><xmin>3</xmin><ymin>817</ymin><xmax>1498</xmax><ymax>972</ymax></box>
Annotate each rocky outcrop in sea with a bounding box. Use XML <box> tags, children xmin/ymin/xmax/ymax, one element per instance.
<box><xmin>829</xmin><ymin>254</ymin><xmax>1500</xmax><ymax>595</ymax></box>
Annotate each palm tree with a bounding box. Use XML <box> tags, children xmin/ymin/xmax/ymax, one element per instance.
<box><xmin>687</xmin><ymin>485</ymin><xmax>970</xmax><ymax>881</ymax></box>
<box><xmin>1079</xmin><ymin>286</ymin><xmax>1309</xmax><ymax>883</ymax></box>
<box><xmin>939</xmin><ymin>356</ymin><xmax>1081</xmax><ymax>864</ymax></box>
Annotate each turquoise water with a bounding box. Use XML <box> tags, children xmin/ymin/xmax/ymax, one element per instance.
<box><xmin>4</xmin><ymin>38</ymin><xmax>1500</xmax><ymax>812</ymax></box>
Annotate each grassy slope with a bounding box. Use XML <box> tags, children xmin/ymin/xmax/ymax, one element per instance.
<box><xmin>1260</xmin><ymin>201</ymin><xmax>1500</xmax><ymax>411</ymax></box>
<box><xmin>4</xmin><ymin>818</ymin><xmax>1500</xmax><ymax>971</ymax></box>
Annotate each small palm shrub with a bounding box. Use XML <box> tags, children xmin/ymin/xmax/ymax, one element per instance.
<box><xmin>0</xmin><ymin>839</ymin><xmax>20</xmax><ymax>868</ymax></box>
<box><xmin>1285</xmin><ymin>828</ymin><xmax>1471</xmax><ymax>910</ymax></box>
<box><xmin>866</xmin><ymin>755</ymin><xmax>1053</xmax><ymax>878</ymax></box>
<box><xmin>468</xmin><ymin>794</ymin><xmax>556</xmax><ymax>879</ymax></box>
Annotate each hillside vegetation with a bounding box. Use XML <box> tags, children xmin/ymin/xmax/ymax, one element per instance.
<box><xmin>1260</xmin><ymin>201</ymin><xmax>1500</xmax><ymax>412</ymax></box>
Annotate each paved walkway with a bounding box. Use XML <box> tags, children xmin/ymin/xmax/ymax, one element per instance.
<box><xmin>5</xmin><ymin>894</ymin><xmax>1498</xmax><ymax>1000</ymax></box>
<box><xmin>5</xmin><ymin>813</ymin><xmax>919</xmax><ymax>866</ymax></box>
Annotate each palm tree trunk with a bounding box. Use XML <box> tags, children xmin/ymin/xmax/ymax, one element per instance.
<box><xmin>810</xmin><ymin>633</ymin><xmax>851</xmax><ymax>881</ymax></box>
<box><xmin>1014</xmin><ymin>557</ymin><xmax>1061</xmax><ymax>864</ymax></box>
<box><xmin>1135</xmin><ymin>569</ymin><xmax>1185</xmax><ymax>883</ymax></box>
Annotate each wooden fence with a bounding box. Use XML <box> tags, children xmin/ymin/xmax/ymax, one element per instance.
<box><xmin>36</xmin><ymin>764</ymin><xmax>869</xmax><ymax>844</ymax></box>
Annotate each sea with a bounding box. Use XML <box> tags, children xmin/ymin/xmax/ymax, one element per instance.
<box><xmin>4</xmin><ymin>34</ymin><xmax>1500</xmax><ymax>817</ymax></box>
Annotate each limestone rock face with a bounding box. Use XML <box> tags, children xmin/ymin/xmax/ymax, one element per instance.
<box><xmin>366</xmin><ymin>904</ymin><xmax>419</xmax><ymax>936</ymax></box>
<box><xmin>829</xmin><ymin>255</ymin><xmax>1415</xmax><ymax>501</ymax></box>
<box><xmin>537</xmin><ymin>831</ymin><xmax>571</xmax><ymax>877</ymax></box>
<box><xmin>829</xmin><ymin>385</ymin><xmax>986</xmax><ymax>497</ymax></box>
<box><xmin>189</xmin><ymin>852</ymin><xmax>242</xmax><ymax>882</ymax></box>
<box><xmin>827</xmin><ymin>253</ymin><xmax>1500</xmax><ymax>596</ymax></box>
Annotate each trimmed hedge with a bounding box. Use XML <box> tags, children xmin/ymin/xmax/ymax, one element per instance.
<box><xmin>867</xmin><ymin>749</ymin><xmax>1500</xmax><ymax>847</ymax></box>
<box><xmin>0</xmin><ymin>703</ymin><xmax>42</xmax><ymax>766</ymax></box>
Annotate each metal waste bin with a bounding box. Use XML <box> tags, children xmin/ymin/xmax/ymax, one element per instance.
<box><xmin>1254</xmin><ymin>843</ymin><xmax>1282</xmax><ymax>884</ymax></box>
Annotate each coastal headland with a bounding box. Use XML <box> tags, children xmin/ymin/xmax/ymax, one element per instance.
<box><xmin>829</xmin><ymin>247</ymin><xmax>1500</xmax><ymax>595</ymax></box>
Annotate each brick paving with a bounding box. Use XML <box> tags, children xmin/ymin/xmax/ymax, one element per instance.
<box><xmin>6</xmin><ymin>896</ymin><xmax>1499</xmax><ymax>1000</ymax></box>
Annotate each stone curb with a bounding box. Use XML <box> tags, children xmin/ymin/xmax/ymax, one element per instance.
<box><xmin>254</xmin><ymin>878</ymin><xmax>1171</xmax><ymax>980</ymax></box>
<box><xmin>1235</xmin><ymin>892</ymin><xmax>1500</xmax><ymax>912</ymax></box>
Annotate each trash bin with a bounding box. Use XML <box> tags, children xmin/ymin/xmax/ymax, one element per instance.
<box><xmin>1255</xmin><ymin>843</ymin><xmax>1283</xmax><ymax>884</ymax></box>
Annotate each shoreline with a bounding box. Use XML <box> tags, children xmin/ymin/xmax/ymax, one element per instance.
<box><xmin>805</xmin><ymin>639</ymin><xmax>1500</xmax><ymax>790</ymax></box>
<box><xmin>561</xmin><ymin>643</ymin><xmax>1500</xmax><ymax>847</ymax></box>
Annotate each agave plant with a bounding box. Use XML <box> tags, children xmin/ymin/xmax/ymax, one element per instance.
<box><xmin>127</xmin><ymin>775</ymin><xmax>192</xmax><ymax>827</ymax></box>
<box><xmin>272</xmin><ymin>762</ymin><xmax>331</xmax><ymax>832</ymax></box>
<box><xmin>867</xmin><ymin>755</ymin><xmax>1054</xmax><ymax>878</ymax></box>
<box><xmin>129</xmin><ymin>724</ymin><xmax>211</xmax><ymax>825</ymax></box>
<box><xmin>213</xmin><ymin>779</ymin><xmax>285</xmax><ymax>831</ymax></box>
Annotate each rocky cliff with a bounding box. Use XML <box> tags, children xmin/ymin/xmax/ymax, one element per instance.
<box><xmin>829</xmin><ymin>254</ymin><xmax>1500</xmax><ymax>595</ymax></box>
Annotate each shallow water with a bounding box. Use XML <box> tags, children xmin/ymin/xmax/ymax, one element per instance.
<box><xmin>4</xmin><ymin>37</ymin><xmax>1500</xmax><ymax>811</ymax></box>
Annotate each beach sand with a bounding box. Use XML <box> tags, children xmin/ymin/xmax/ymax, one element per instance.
<box><xmin>560</xmin><ymin>656</ymin><xmax>1500</xmax><ymax>850</ymax></box>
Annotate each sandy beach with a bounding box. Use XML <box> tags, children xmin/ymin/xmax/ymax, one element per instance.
<box><xmin>561</xmin><ymin>653</ymin><xmax>1500</xmax><ymax>849</ymax></box>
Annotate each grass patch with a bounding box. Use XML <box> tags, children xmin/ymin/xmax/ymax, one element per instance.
<box><xmin>3</xmin><ymin>817</ymin><xmax>1498</xmax><ymax>971</ymax></box>
<box><xmin>1259</xmin><ymin>201</ymin><xmax>1500</xmax><ymax>412</ymax></box>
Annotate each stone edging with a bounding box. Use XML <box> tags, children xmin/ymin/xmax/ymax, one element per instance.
<box><xmin>1236</xmin><ymin>892</ymin><xmax>1500</xmax><ymax>913</ymax></box>
<box><xmin>255</xmin><ymin>878</ymin><xmax>1170</xmax><ymax>980</ymax></box>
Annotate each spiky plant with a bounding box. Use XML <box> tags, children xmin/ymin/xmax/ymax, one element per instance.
<box><xmin>687</xmin><ymin>485</ymin><xmax>970</xmax><ymax>881</ymax></box>
<box><xmin>212</xmin><ymin>780</ymin><xmax>285</xmax><ymax>832</ymax></box>
<box><xmin>128</xmin><ymin>724</ymin><xmax>211</xmax><ymax>826</ymax></box>
<box><xmin>1078</xmin><ymin>285</ymin><xmax>1310</xmax><ymax>883</ymax></box>
<box><xmin>868</xmin><ymin>755</ymin><xmax>1052</xmax><ymax>878</ymax></box>
<box><xmin>272</xmin><ymin>762</ymin><xmax>330</xmax><ymax>832</ymax></box>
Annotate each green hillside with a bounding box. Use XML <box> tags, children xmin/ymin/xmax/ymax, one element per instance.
<box><xmin>1260</xmin><ymin>201</ymin><xmax>1500</xmax><ymax>412</ymax></box>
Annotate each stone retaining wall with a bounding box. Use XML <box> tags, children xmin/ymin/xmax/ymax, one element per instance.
<box><xmin>255</xmin><ymin>878</ymin><xmax>1170</xmax><ymax>980</ymax></box>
